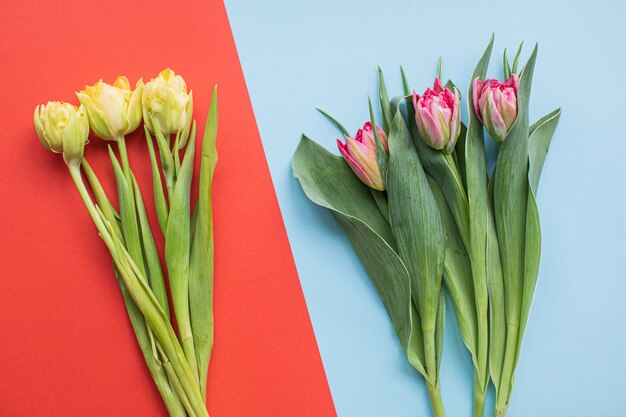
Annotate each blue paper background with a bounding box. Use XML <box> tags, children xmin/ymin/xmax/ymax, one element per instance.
<box><xmin>224</xmin><ymin>1</ymin><xmax>626</xmax><ymax>416</ymax></box>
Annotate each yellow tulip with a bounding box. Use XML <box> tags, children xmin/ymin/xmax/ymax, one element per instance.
<box><xmin>34</xmin><ymin>102</ymin><xmax>89</xmax><ymax>164</ymax></box>
<box><xmin>76</xmin><ymin>76</ymin><xmax>143</xmax><ymax>140</ymax></box>
<box><xmin>142</xmin><ymin>68</ymin><xmax>192</xmax><ymax>136</ymax></box>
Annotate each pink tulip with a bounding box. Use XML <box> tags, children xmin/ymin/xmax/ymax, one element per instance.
<box><xmin>337</xmin><ymin>122</ymin><xmax>388</xmax><ymax>191</ymax></box>
<box><xmin>473</xmin><ymin>74</ymin><xmax>519</xmax><ymax>143</ymax></box>
<box><xmin>412</xmin><ymin>78</ymin><xmax>461</xmax><ymax>153</ymax></box>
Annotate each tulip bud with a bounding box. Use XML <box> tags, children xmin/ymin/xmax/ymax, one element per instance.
<box><xmin>76</xmin><ymin>76</ymin><xmax>143</xmax><ymax>140</ymax></box>
<box><xmin>34</xmin><ymin>102</ymin><xmax>89</xmax><ymax>164</ymax></box>
<box><xmin>472</xmin><ymin>74</ymin><xmax>519</xmax><ymax>143</ymax></box>
<box><xmin>142</xmin><ymin>68</ymin><xmax>192</xmax><ymax>136</ymax></box>
<box><xmin>337</xmin><ymin>122</ymin><xmax>388</xmax><ymax>191</ymax></box>
<box><xmin>412</xmin><ymin>78</ymin><xmax>461</xmax><ymax>153</ymax></box>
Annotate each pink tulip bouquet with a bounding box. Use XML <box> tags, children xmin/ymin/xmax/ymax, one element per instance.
<box><xmin>293</xmin><ymin>36</ymin><xmax>561</xmax><ymax>417</ymax></box>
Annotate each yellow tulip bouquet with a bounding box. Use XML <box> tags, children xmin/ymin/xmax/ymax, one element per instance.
<box><xmin>34</xmin><ymin>69</ymin><xmax>218</xmax><ymax>417</ymax></box>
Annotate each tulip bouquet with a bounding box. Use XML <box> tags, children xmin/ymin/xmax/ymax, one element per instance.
<box><xmin>292</xmin><ymin>36</ymin><xmax>560</xmax><ymax>417</ymax></box>
<box><xmin>34</xmin><ymin>69</ymin><xmax>218</xmax><ymax>417</ymax></box>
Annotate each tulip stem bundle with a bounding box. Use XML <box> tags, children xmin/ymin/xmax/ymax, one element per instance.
<box><xmin>34</xmin><ymin>70</ymin><xmax>218</xmax><ymax>417</ymax></box>
<box><xmin>293</xmin><ymin>36</ymin><xmax>560</xmax><ymax>417</ymax></box>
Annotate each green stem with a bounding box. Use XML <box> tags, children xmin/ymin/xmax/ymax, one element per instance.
<box><xmin>117</xmin><ymin>136</ymin><xmax>133</xmax><ymax>193</ymax></box>
<box><xmin>68</xmin><ymin>164</ymin><xmax>209</xmax><ymax>417</ymax></box>
<box><xmin>427</xmin><ymin>382</ymin><xmax>446</xmax><ymax>417</ymax></box>
<box><xmin>424</xmin><ymin>329</ymin><xmax>445</xmax><ymax>417</ymax></box>
<box><xmin>472</xmin><ymin>372</ymin><xmax>486</xmax><ymax>417</ymax></box>
<box><xmin>496</xmin><ymin>323</ymin><xmax>519</xmax><ymax>414</ymax></box>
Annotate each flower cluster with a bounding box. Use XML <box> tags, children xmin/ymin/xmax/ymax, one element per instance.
<box><xmin>294</xmin><ymin>38</ymin><xmax>560</xmax><ymax>417</ymax></box>
<box><xmin>35</xmin><ymin>69</ymin><xmax>192</xmax><ymax>164</ymax></box>
<box><xmin>34</xmin><ymin>70</ymin><xmax>218</xmax><ymax>417</ymax></box>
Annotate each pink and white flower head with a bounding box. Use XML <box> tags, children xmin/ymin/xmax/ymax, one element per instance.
<box><xmin>412</xmin><ymin>78</ymin><xmax>461</xmax><ymax>154</ymax></box>
<box><xmin>337</xmin><ymin>122</ymin><xmax>388</xmax><ymax>191</ymax></box>
<box><xmin>473</xmin><ymin>74</ymin><xmax>519</xmax><ymax>144</ymax></box>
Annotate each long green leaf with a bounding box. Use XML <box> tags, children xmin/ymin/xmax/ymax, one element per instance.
<box><xmin>165</xmin><ymin>129</ymin><xmax>199</xmax><ymax>384</ymax></box>
<box><xmin>378</xmin><ymin>67</ymin><xmax>393</xmax><ymax>133</ymax></box>
<box><xmin>435</xmin><ymin>290</ymin><xmax>445</xmax><ymax>373</ymax></box>
<box><xmin>386</xmin><ymin>109</ymin><xmax>445</xmax><ymax>384</ymax></box>
<box><xmin>292</xmin><ymin>136</ymin><xmax>418</xmax><ymax>367</ymax></box>
<box><xmin>145</xmin><ymin>127</ymin><xmax>169</xmax><ymax>234</ymax></box>
<box><xmin>494</xmin><ymin>44</ymin><xmax>537</xmax><ymax>327</ymax></box>
<box><xmin>131</xmin><ymin>174</ymin><xmax>170</xmax><ymax>319</ymax></box>
<box><xmin>528</xmin><ymin>108</ymin><xmax>561</xmax><ymax>193</ymax></box>
<box><xmin>514</xmin><ymin>107</ymin><xmax>561</xmax><ymax>369</ymax></box>
<box><xmin>190</xmin><ymin>86</ymin><xmax>218</xmax><ymax>400</ymax></box>
<box><xmin>317</xmin><ymin>108</ymin><xmax>350</xmax><ymax>137</ymax></box>
<box><xmin>429</xmin><ymin>177</ymin><xmax>478</xmax><ymax>365</ymax></box>
<box><xmin>464</xmin><ymin>35</ymin><xmax>495</xmax><ymax>391</ymax></box>
<box><xmin>386</xmin><ymin>110</ymin><xmax>445</xmax><ymax>331</ymax></box>
<box><xmin>486</xmin><ymin>174</ymin><xmax>506</xmax><ymax>393</ymax></box>
<box><xmin>108</xmin><ymin>147</ymin><xmax>148</xmax><ymax>279</ymax></box>
<box><xmin>81</xmin><ymin>159</ymin><xmax>122</xmax><ymax>239</ymax></box>
<box><xmin>493</xmin><ymin>44</ymin><xmax>539</xmax><ymax>409</ymax></box>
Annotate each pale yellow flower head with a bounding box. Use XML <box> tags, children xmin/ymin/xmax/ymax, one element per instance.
<box><xmin>76</xmin><ymin>76</ymin><xmax>143</xmax><ymax>140</ymax></box>
<box><xmin>34</xmin><ymin>102</ymin><xmax>89</xmax><ymax>164</ymax></box>
<box><xmin>142</xmin><ymin>68</ymin><xmax>192</xmax><ymax>136</ymax></box>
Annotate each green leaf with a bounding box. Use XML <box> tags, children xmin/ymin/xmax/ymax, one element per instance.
<box><xmin>486</xmin><ymin>175</ymin><xmax>506</xmax><ymax>394</ymax></box>
<box><xmin>503</xmin><ymin>48</ymin><xmax>511</xmax><ymax>79</ymax></box>
<box><xmin>386</xmin><ymin>110</ymin><xmax>445</xmax><ymax>332</ymax></box>
<box><xmin>513</xmin><ymin>108</ymin><xmax>560</xmax><ymax>372</ymax></box>
<box><xmin>81</xmin><ymin>159</ymin><xmax>123</xmax><ymax>239</ymax></box>
<box><xmin>493</xmin><ymin>44</ymin><xmax>537</xmax><ymax>325</ymax></box>
<box><xmin>145</xmin><ymin>127</ymin><xmax>169</xmax><ymax>234</ymax></box>
<box><xmin>511</xmin><ymin>42</ymin><xmax>524</xmax><ymax>75</ymax></box>
<box><xmin>293</xmin><ymin>136</ymin><xmax>394</xmax><ymax>245</ymax></box>
<box><xmin>165</xmin><ymin>128</ymin><xmax>199</xmax><ymax>384</ymax></box>
<box><xmin>428</xmin><ymin>176</ymin><xmax>478</xmax><ymax>366</ymax></box>
<box><xmin>515</xmin><ymin>190</ymin><xmax>541</xmax><ymax>371</ymax></box>
<box><xmin>108</xmin><ymin>147</ymin><xmax>148</xmax><ymax>280</ymax></box>
<box><xmin>131</xmin><ymin>174</ymin><xmax>170</xmax><ymax>320</ymax></box>
<box><xmin>189</xmin><ymin>86</ymin><xmax>218</xmax><ymax>400</ymax></box>
<box><xmin>334</xmin><ymin>213</ymin><xmax>414</xmax><ymax>353</ymax></box>
<box><xmin>378</xmin><ymin>67</ymin><xmax>393</xmax><ymax>133</ymax></box>
<box><xmin>464</xmin><ymin>35</ymin><xmax>495</xmax><ymax>390</ymax></box>
<box><xmin>151</xmin><ymin>115</ymin><xmax>175</xmax><ymax>200</ymax></box>
<box><xmin>435</xmin><ymin>289</ymin><xmax>445</xmax><ymax>372</ymax></box>
<box><xmin>492</xmin><ymin>45</ymin><xmax>539</xmax><ymax>408</ymax></box>
<box><xmin>292</xmin><ymin>136</ymin><xmax>418</xmax><ymax>366</ymax></box>
<box><xmin>437</xmin><ymin>56</ymin><xmax>443</xmax><ymax>80</ymax></box>
<box><xmin>528</xmin><ymin>108</ymin><xmax>561</xmax><ymax>193</ymax></box>
<box><xmin>317</xmin><ymin>108</ymin><xmax>350</xmax><ymax>137</ymax></box>
<box><xmin>173</xmin><ymin>131</ymin><xmax>182</xmax><ymax>178</ymax></box>
<box><xmin>407</xmin><ymin>303</ymin><xmax>427</xmax><ymax>377</ymax></box>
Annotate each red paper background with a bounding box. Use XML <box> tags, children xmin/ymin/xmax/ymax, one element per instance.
<box><xmin>0</xmin><ymin>1</ymin><xmax>336</xmax><ymax>416</ymax></box>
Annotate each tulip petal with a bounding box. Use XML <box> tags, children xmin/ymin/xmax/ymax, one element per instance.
<box><xmin>416</xmin><ymin>105</ymin><xmax>445</xmax><ymax>150</ymax></box>
<box><xmin>484</xmin><ymin>92</ymin><xmax>507</xmax><ymax>142</ymax></box>
<box><xmin>337</xmin><ymin>139</ymin><xmax>374</xmax><ymax>187</ymax></box>
<box><xmin>472</xmin><ymin>77</ymin><xmax>485</xmax><ymax>121</ymax></box>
